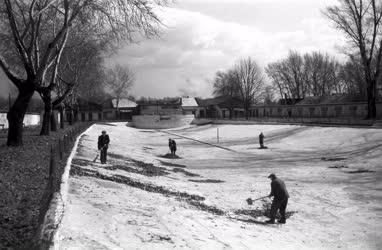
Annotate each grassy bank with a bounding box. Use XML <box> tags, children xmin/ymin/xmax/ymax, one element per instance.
<box><xmin>0</xmin><ymin>123</ymin><xmax>91</xmax><ymax>249</ymax></box>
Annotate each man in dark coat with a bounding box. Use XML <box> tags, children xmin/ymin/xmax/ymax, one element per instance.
<box><xmin>98</xmin><ymin>130</ymin><xmax>110</xmax><ymax>164</ymax></box>
<box><xmin>168</xmin><ymin>139</ymin><xmax>173</xmax><ymax>154</ymax></box>
<box><xmin>259</xmin><ymin>132</ymin><xmax>265</xmax><ymax>148</ymax></box>
<box><xmin>168</xmin><ymin>139</ymin><xmax>177</xmax><ymax>155</ymax></box>
<box><xmin>267</xmin><ymin>173</ymin><xmax>289</xmax><ymax>224</ymax></box>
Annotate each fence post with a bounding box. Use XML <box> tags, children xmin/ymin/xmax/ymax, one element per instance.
<box><xmin>49</xmin><ymin>145</ymin><xmax>56</xmax><ymax>190</ymax></box>
<box><xmin>59</xmin><ymin>139</ymin><xmax>63</xmax><ymax>160</ymax></box>
<box><xmin>64</xmin><ymin>135</ymin><xmax>67</xmax><ymax>150</ymax></box>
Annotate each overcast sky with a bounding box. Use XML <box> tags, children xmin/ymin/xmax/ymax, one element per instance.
<box><xmin>110</xmin><ymin>0</ymin><xmax>345</xmax><ymax>99</ymax></box>
<box><xmin>1</xmin><ymin>0</ymin><xmax>345</xmax><ymax>99</ymax></box>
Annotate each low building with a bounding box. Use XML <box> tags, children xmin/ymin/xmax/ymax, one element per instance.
<box><xmin>250</xmin><ymin>95</ymin><xmax>370</xmax><ymax>119</ymax></box>
<box><xmin>181</xmin><ymin>97</ymin><xmax>199</xmax><ymax>116</ymax></box>
<box><xmin>137</xmin><ymin>98</ymin><xmax>182</xmax><ymax>115</ymax></box>
<box><xmin>196</xmin><ymin>96</ymin><xmax>244</xmax><ymax>119</ymax></box>
<box><xmin>76</xmin><ymin>98</ymin><xmax>137</xmax><ymax>121</ymax></box>
<box><xmin>102</xmin><ymin>98</ymin><xmax>138</xmax><ymax>120</ymax></box>
<box><xmin>77</xmin><ymin>99</ymin><xmax>103</xmax><ymax>121</ymax></box>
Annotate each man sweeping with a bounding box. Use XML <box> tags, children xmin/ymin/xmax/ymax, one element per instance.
<box><xmin>266</xmin><ymin>173</ymin><xmax>289</xmax><ymax>224</ymax></box>
<box><xmin>98</xmin><ymin>130</ymin><xmax>110</xmax><ymax>164</ymax></box>
<box><xmin>168</xmin><ymin>138</ymin><xmax>177</xmax><ymax>156</ymax></box>
<box><xmin>259</xmin><ymin>132</ymin><xmax>265</xmax><ymax>148</ymax></box>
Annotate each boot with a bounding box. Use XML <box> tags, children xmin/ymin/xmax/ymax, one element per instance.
<box><xmin>278</xmin><ymin>218</ymin><xmax>286</xmax><ymax>224</ymax></box>
<box><xmin>265</xmin><ymin>219</ymin><xmax>275</xmax><ymax>224</ymax></box>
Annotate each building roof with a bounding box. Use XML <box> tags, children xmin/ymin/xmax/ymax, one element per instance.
<box><xmin>111</xmin><ymin>98</ymin><xmax>137</xmax><ymax>108</ymax></box>
<box><xmin>296</xmin><ymin>95</ymin><xmax>366</xmax><ymax>105</ymax></box>
<box><xmin>277</xmin><ymin>98</ymin><xmax>303</xmax><ymax>105</ymax></box>
<box><xmin>77</xmin><ymin>98</ymin><xmax>103</xmax><ymax>111</ymax></box>
<box><xmin>181</xmin><ymin>97</ymin><xmax>198</xmax><ymax>107</ymax></box>
<box><xmin>196</xmin><ymin>96</ymin><xmax>243</xmax><ymax>108</ymax></box>
<box><xmin>137</xmin><ymin>97</ymin><xmax>181</xmax><ymax>106</ymax></box>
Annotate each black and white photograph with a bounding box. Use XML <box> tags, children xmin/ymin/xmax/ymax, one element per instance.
<box><xmin>0</xmin><ymin>0</ymin><xmax>382</xmax><ymax>249</ymax></box>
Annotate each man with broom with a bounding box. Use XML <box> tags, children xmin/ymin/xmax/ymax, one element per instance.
<box><xmin>98</xmin><ymin>130</ymin><xmax>110</xmax><ymax>164</ymax></box>
<box><xmin>266</xmin><ymin>173</ymin><xmax>289</xmax><ymax>224</ymax></box>
<box><xmin>246</xmin><ymin>174</ymin><xmax>289</xmax><ymax>224</ymax></box>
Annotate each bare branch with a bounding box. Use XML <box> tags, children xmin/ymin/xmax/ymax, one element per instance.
<box><xmin>4</xmin><ymin>0</ymin><xmax>33</xmax><ymax>77</ymax></box>
<box><xmin>53</xmin><ymin>84</ymin><xmax>73</xmax><ymax>107</ymax></box>
<box><xmin>32</xmin><ymin>0</ymin><xmax>62</xmax><ymax>18</ymax></box>
<box><xmin>0</xmin><ymin>55</ymin><xmax>23</xmax><ymax>88</ymax></box>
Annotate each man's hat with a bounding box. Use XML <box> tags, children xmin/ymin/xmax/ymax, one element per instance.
<box><xmin>102</xmin><ymin>130</ymin><xmax>106</xmax><ymax>133</ymax></box>
<box><xmin>268</xmin><ymin>173</ymin><xmax>276</xmax><ymax>179</ymax></box>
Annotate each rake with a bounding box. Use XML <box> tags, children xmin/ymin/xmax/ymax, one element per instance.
<box><xmin>246</xmin><ymin>196</ymin><xmax>269</xmax><ymax>205</ymax></box>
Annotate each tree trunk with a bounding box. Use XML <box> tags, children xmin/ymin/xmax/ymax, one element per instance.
<box><xmin>68</xmin><ymin>109</ymin><xmax>73</xmax><ymax>125</ymax></box>
<box><xmin>73</xmin><ymin>108</ymin><xmax>78</xmax><ymax>123</ymax></box>
<box><xmin>6</xmin><ymin>86</ymin><xmax>35</xmax><ymax>146</ymax></box>
<box><xmin>244</xmin><ymin>101</ymin><xmax>249</xmax><ymax>120</ymax></box>
<box><xmin>366</xmin><ymin>80</ymin><xmax>377</xmax><ymax>119</ymax></box>
<box><xmin>40</xmin><ymin>96</ymin><xmax>52</xmax><ymax>135</ymax></box>
<box><xmin>50</xmin><ymin>110</ymin><xmax>57</xmax><ymax>132</ymax></box>
<box><xmin>229</xmin><ymin>100</ymin><xmax>233</xmax><ymax>119</ymax></box>
<box><xmin>59</xmin><ymin>108</ymin><xmax>64</xmax><ymax>129</ymax></box>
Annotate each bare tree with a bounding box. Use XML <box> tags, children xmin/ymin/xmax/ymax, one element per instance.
<box><xmin>72</xmin><ymin>58</ymin><xmax>107</xmax><ymax>103</ymax></box>
<box><xmin>266</xmin><ymin>51</ymin><xmax>342</xmax><ymax>100</ymax></box>
<box><xmin>233</xmin><ymin>57</ymin><xmax>265</xmax><ymax>119</ymax></box>
<box><xmin>261</xmin><ymin>85</ymin><xmax>277</xmax><ymax>105</ymax></box>
<box><xmin>265</xmin><ymin>51</ymin><xmax>307</xmax><ymax>100</ymax></box>
<box><xmin>339</xmin><ymin>55</ymin><xmax>367</xmax><ymax>96</ymax></box>
<box><xmin>265</xmin><ymin>62</ymin><xmax>287</xmax><ymax>99</ymax></box>
<box><xmin>0</xmin><ymin>0</ymin><xmax>168</xmax><ymax>146</ymax></box>
<box><xmin>304</xmin><ymin>52</ymin><xmax>342</xmax><ymax>96</ymax></box>
<box><xmin>105</xmin><ymin>64</ymin><xmax>135</xmax><ymax>115</ymax></box>
<box><xmin>56</xmin><ymin>32</ymin><xmax>106</xmax><ymax>128</ymax></box>
<box><xmin>212</xmin><ymin>69</ymin><xmax>241</xmax><ymax>119</ymax></box>
<box><xmin>212</xmin><ymin>70</ymin><xmax>240</xmax><ymax>97</ymax></box>
<box><xmin>324</xmin><ymin>0</ymin><xmax>382</xmax><ymax>119</ymax></box>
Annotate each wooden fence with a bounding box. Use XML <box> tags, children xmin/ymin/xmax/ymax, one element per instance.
<box><xmin>36</xmin><ymin>122</ymin><xmax>92</xmax><ymax>249</ymax></box>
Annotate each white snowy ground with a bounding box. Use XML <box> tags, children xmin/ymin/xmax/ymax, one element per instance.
<box><xmin>57</xmin><ymin>122</ymin><xmax>382</xmax><ymax>250</ymax></box>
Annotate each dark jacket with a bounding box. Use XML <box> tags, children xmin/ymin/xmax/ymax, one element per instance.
<box><xmin>169</xmin><ymin>139</ymin><xmax>176</xmax><ymax>150</ymax></box>
<box><xmin>98</xmin><ymin>134</ymin><xmax>110</xmax><ymax>150</ymax></box>
<box><xmin>270</xmin><ymin>177</ymin><xmax>289</xmax><ymax>200</ymax></box>
<box><xmin>259</xmin><ymin>133</ymin><xmax>264</xmax><ymax>143</ymax></box>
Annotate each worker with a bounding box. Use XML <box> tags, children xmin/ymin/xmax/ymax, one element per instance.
<box><xmin>266</xmin><ymin>173</ymin><xmax>289</xmax><ymax>224</ymax></box>
<box><xmin>168</xmin><ymin>138</ymin><xmax>177</xmax><ymax>155</ymax></box>
<box><xmin>259</xmin><ymin>132</ymin><xmax>265</xmax><ymax>148</ymax></box>
<box><xmin>98</xmin><ymin>130</ymin><xmax>110</xmax><ymax>164</ymax></box>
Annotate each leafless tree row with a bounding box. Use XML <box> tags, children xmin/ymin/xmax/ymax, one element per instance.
<box><xmin>0</xmin><ymin>0</ymin><xmax>168</xmax><ymax>146</ymax></box>
<box><xmin>266</xmin><ymin>51</ymin><xmax>344</xmax><ymax>100</ymax></box>
<box><xmin>214</xmin><ymin>0</ymin><xmax>381</xmax><ymax>120</ymax></box>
